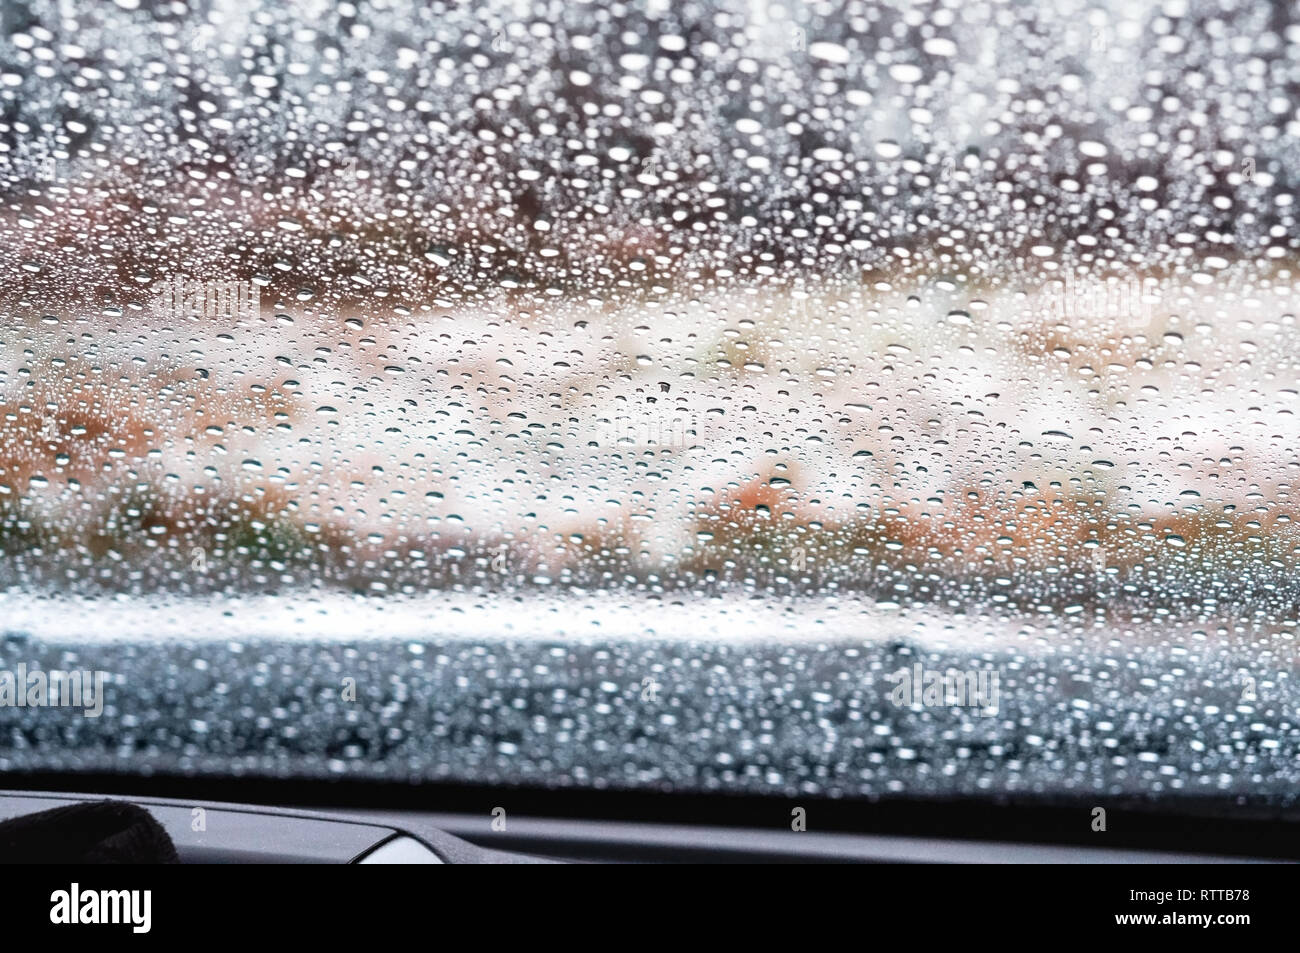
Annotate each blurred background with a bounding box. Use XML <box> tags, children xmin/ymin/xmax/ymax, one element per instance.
<box><xmin>0</xmin><ymin>0</ymin><xmax>1296</xmax><ymax>645</ymax></box>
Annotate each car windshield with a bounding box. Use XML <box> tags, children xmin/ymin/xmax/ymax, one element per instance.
<box><xmin>0</xmin><ymin>0</ymin><xmax>1297</xmax><ymax>808</ymax></box>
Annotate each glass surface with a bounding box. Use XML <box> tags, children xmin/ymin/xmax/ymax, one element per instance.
<box><xmin>0</xmin><ymin>0</ymin><xmax>1297</xmax><ymax>805</ymax></box>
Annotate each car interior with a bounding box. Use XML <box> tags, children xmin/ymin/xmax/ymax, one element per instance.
<box><xmin>0</xmin><ymin>0</ymin><xmax>1297</xmax><ymax>880</ymax></box>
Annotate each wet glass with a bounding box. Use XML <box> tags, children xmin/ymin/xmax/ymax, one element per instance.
<box><xmin>0</xmin><ymin>0</ymin><xmax>1297</xmax><ymax>804</ymax></box>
